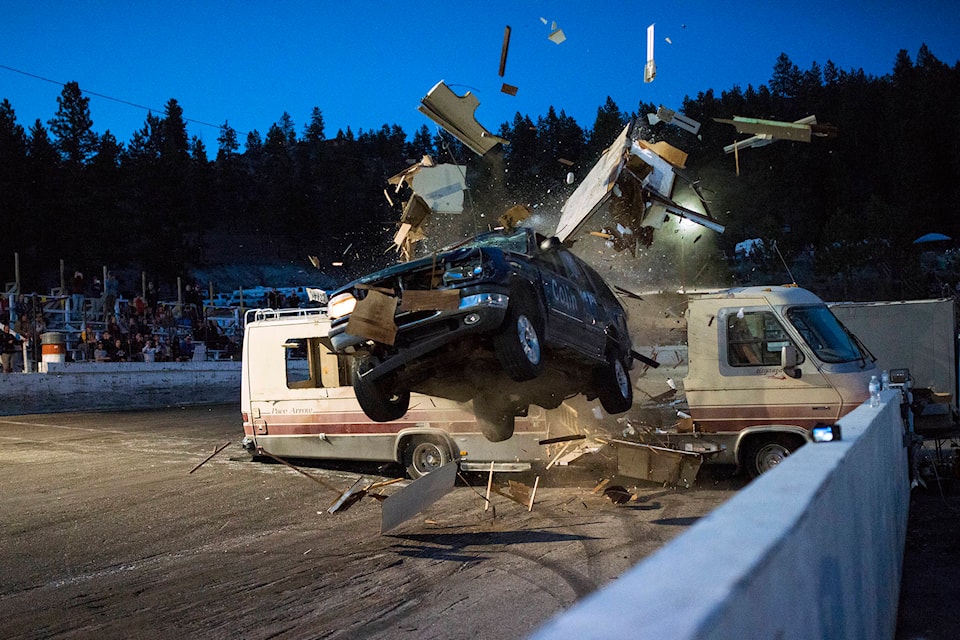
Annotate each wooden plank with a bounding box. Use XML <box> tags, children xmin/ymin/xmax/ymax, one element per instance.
<box><xmin>398</xmin><ymin>289</ymin><xmax>459</xmax><ymax>312</ymax></box>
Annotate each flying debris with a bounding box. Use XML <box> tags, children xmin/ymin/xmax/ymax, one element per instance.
<box><xmin>418</xmin><ymin>81</ymin><xmax>509</xmax><ymax>157</ymax></box>
<box><xmin>716</xmin><ymin>115</ymin><xmax>838</xmax><ymax>153</ymax></box>
<box><xmin>555</xmin><ymin>119</ymin><xmax>724</xmax><ymax>250</ymax></box>
<box><xmin>499</xmin><ymin>25</ymin><xmax>511</xmax><ymax>77</ymax></box>
<box><xmin>646</xmin><ymin>105</ymin><xmax>701</xmax><ymax>135</ymax></box>
<box><xmin>386</xmin><ymin>155</ymin><xmax>468</xmax><ymax>260</ymax></box>
<box><xmin>644</xmin><ymin>24</ymin><xmax>656</xmax><ymax>83</ymax></box>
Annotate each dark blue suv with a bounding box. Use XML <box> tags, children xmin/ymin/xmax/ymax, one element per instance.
<box><xmin>327</xmin><ymin>227</ymin><xmax>634</xmax><ymax>441</ymax></box>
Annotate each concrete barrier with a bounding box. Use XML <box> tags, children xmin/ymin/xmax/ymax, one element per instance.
<box><xmin>0</xmin><ymin>361</ymin><xmax>241</xmax><ymax>415</ymax></box>
<box><xmin>531</xmin><ymin>389</ymin><xmax>910</xmax><ymax>640</ymax></box>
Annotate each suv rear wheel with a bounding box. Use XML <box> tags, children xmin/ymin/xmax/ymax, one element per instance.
<box><xmin>595</xmin><ymin>350</ymin><xmax>633</xmax><ymax>414</ymax></box>
<box><xmin>473</xmin><ymin>395</ymin><xmax>517</xmax><ymax>442</ymax></box>
<box><xmin>353</xmin><ymin>358</ymin><xmax>410</xmax><ymax>422</ymax></box>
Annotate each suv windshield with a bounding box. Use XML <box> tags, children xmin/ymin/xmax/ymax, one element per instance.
<box><xmin>448</xmin><ymin>229</ymin><xmax>532</xmax><ymax>255</ymax></box>
<box><xmin>786</xmin><ymin>305</ymin><xmax>864</xmax><ymax>364</ymax></box>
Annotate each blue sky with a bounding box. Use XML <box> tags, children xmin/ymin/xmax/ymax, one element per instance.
<box><xmin>3</xmin><ymin>1</ymin><xmax>959</xmax><ymax>150</ymax></box>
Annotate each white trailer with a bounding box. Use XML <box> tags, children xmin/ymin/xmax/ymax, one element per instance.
<box><xmin>239</xmin><ymin>307</ymin><xmax>568</xmax><ymax>478</ymax></box>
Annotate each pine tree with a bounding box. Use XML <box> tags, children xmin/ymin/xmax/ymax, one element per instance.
<box><xmin>48</xmin><ymin>81</ymin><xmax>98</xmax><ymax>167</ymax></box>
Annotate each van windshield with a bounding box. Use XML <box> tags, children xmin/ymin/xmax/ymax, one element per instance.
<box><xmin>786</xmin><ymin>305</ymin><xmax>864</xmax><ymax>364</ymax></box>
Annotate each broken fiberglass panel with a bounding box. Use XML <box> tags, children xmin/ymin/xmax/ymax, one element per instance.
<box><xmin>409</xmin><ymin>164</ymin><xmax>466</xmax><ymax>214</ymax></box>
<box><xmin>556</xmin><ymin>123</ymin><xmax>633</xmax><ymax>241</ymax></box>
<box><xmin>418</xmin><ymin>81</ymin><xmax>509</xmax><ymax>157</ymax></box>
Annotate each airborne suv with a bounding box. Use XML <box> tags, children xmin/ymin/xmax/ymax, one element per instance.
<box><xmin>327</xmin><ymin>227</ymin><xmax>634</xmax><ymax>441</ymax></box>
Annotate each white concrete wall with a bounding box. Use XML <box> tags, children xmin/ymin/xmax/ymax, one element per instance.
<box><xmin>531</xmin><ymin>390</ymin><xmax>910</xmax><ymax>640</ymax></box>
<box><xmin>0</xmin><ymin>361</ymin><xmax>241</xmax><ymax>415</ymax></box>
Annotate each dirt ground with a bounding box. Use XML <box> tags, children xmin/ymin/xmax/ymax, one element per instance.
<box><xmin>896</xmin><ymin>439</ymin><xmax>960</xmax><ymax>640</ymax></box>
<box><xmin>0</xmin><ymin>405</ymin><xmax>743</xmax><ymax>640</ymax></box>
<box><xmin>3</xmin><ymin>405</ymin><xmax>955</xmax><ymax>640</ymax></box>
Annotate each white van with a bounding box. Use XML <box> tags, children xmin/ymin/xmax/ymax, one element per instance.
<box><xmin>240</xmin><ymin>307</ymin><xmax>560</xmax><ymax>478</ymax></box>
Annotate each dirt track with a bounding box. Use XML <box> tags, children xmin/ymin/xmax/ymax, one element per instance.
<box><xmin>0</xmin><ymin>405</ymin><xmax>743</xmax><ymax>640</ymax></box>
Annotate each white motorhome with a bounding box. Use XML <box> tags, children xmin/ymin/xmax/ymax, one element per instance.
<box><xmin>622</xmin><ymin>286</ymin><xmax>879</xmax><ymax>477</ymax></box>
<box><xmin>240</xmin><ymin>307</ymin><xmax>559</xmax><ymax>478</ymax></box>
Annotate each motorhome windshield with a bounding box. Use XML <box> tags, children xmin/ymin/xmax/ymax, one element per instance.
<box><xmin>786</xmin><ymin>305</ymin><xmax>863</xmax><ymax>364</ymax></box>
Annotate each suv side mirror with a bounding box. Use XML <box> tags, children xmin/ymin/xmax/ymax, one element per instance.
<box><xmin>781</xmin><ymin>344</ymin><xmax>801</xmax><ymax>379</ymax></box>
<box><xmin>539</xmin><ymin>236</ymin><xmax>563</xmax><ymax>252</ymax></box>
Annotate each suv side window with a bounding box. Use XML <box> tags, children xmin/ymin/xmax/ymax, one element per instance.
<box><xmin>726</xmin><ymin>311</ymin><xmax>801</xmax><ymax>367</ymax></box>
<box><xmin>557</xmin><ymin>250</ymin><xmax>590</xmax><ymax>287</ymax></box>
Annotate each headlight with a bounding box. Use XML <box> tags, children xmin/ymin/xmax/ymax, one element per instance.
<box><xmin>443</xmin><ymin>262</ymin><xmax>483</xmax><ymax>284</ymax></box>
<box><xmin>328</xmin><ymin>292</ymin><xmax>357</xmax><ymax>319</ymax></box>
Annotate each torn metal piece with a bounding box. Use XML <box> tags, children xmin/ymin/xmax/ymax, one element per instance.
<box><xmin>653</xmin><ymin>105</ymin><xmax>701</xmax><ymax>135</ymax></box>
<box><xmin>717</xmin><ymin>115</ymin><xmax>837</xmax><ymax>153</ymax></box>
<box><xmin>644</xmin><ymin>24</ymin><xmax>656</xmax><ymax>83</ymax></box>
<box><xmin>548</xmin><ymin>27</ymin><xmax>566</xmax><ymax>44</ymax></box>
<box><xmin>499</xmin><ymin>25</ymin><xmax>511</xmax><ymax>77</ymax></box>
<box><xmin>418</xmin><ymin>81</ymin><xmax>509</xmax><ymax>157</ymax></box>
<box><xmin>500</xmin><ymin>83</ymin><xmax>518</xmax><ymax>96</ymax></box>
<box><xmin>380</xmin><ymin>461</ymin><xmax>457</xmax><ymax>534</ymax></box>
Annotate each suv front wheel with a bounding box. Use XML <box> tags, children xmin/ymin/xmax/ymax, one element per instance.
<box><xmin>353</xmin><ymin>358</ymin><xmax>411</xmax><ymax>422</ymax></box>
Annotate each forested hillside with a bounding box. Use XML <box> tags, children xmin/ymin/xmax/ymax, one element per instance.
<box><xmin>2</xmin><ymin>45</ymin><xmax>958</xmax><ymax>300</ymax></box>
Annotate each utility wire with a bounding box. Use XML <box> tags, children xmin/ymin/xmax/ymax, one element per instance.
<box><xmin>0</xmin><ymin>63</ymin><xmax>233</xmax><ymax>133</ymax></box>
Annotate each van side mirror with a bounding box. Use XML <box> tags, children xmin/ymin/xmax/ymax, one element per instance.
<box><xmin>781</xmin><ymin>344</ymin><xmax>801</xmax><ymax>379</ymax></box>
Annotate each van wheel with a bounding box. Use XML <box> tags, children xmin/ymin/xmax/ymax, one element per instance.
<box><xmin>595</xmin><ymin>350</ymin><xmax>633</xmax><ymax>414</ymax></box>
<box><xmin>494</xmin><ymin>297</ymin><xmax>544</xmax><ymax>381</ymax></box>
<box><xmin>742</xmin><ymin>435</ymin><xmax>803</xmax><ymax>478</ymax></box>
<box><xmin>353</xmin><ymin>359</ymin><xmax>410</xmax><ymax>422</ymax></box>
<box><xmin>404</xmin><ymin>437</ymin><xmax>451</xmax><ymax>479</ymax></box>
<box><xmin>473</xmin><ymin>395</ymin><xmax>517</xmax><ymax>442</ymax></box>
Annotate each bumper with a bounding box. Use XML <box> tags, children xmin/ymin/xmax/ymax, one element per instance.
<box><xmin>330</xmin><ymin>292</ymin><xmax>510</xmax><ymax>379</ymax></box>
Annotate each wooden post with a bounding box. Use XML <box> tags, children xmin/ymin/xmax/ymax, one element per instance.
<box><xmin>484</xmin><ymin>461</ymin><xmax>495</xmax><ymax>511</ymax></box>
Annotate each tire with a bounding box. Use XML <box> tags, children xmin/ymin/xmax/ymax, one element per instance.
<box><xmin>473</xmin><ymin>395</ymin><xmax>517</xmax><ymax>442</ymax></box>
<box><xmin>352</xmin><ymin>359</ymin><xmax>410</xmax><ymax>422</ymax></box>
<box><xmin>404</xmin><ymin>437</ymin><xmax>451</xmax><ymax>479</ymax></box>
<box><xmin>595</xmin><ymin>350</ymin><xmax>633</xmax><ymax>414</ymax></box>
<box><xmin>493</xmin><ymin>296</ymin><xmax>544</xmax><ymax>382</ymax></box>
<box><xmin>741</xmin><ymin>434</ymin><xmax>803</xmax><ymax>478</ymax></box>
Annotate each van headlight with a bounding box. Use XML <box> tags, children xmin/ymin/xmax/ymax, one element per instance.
<box><xmin>328</xmin><ymin>292</ymin><xmax>357</xmax><ymax>319</ymax></box>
